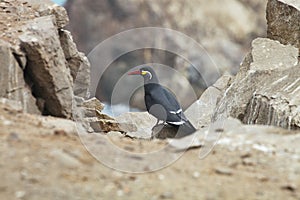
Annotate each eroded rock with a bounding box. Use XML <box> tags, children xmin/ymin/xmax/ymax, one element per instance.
<box><xmin>0</xmin><ymin>0</ymin><xmax>90</xmax><ymax>118</ymax></box>
<box><xmin>19</xmin><ymin>16</ymin><xmax>73</xmax><ymax>118</ymax></box>
<box><xmin>0</xmin><ymin>41</ymin><xmax>40</xmax><ymax>114</ymax></box>
<box><xmin>59</xmin><ymin>29</ymin><xmax>90</xmax><ymax>98</ymax></box>
<box><xmin>213</xmin><ymin>38</ymin><xmax>300</xmax><ymax>129</ymax></box>
<box><xmin>185</xmin><ymin>74</ymin><xmax>232</xmax><ymax>128</ymax></box>
<box><xmin>267</xmin><ymin>0</ymin><xmax>300</xmax><ymax>51</ymax></box>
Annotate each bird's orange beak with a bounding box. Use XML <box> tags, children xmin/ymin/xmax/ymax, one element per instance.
<box><xmin>128</xmin><ymin>70</ymin><xmax>141</xmax><ymax>75</ymax></box>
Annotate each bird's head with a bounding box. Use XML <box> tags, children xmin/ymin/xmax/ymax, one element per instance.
<box><xmin>128</xmin><ymin>66</ymin><xmax>157</xmax><ymax>83</ymax></box>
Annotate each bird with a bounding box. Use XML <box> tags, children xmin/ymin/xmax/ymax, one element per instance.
<box><xmin>128</xmin><ymin>66</ymin><xmax>197</xmax><ymax>138</ymax></box>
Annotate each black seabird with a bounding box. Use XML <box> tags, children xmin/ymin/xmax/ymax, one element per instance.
<box><xmin>128</xmin><ymin>66</ymin><xmax>197</xmax><ymax>137</ymax></box>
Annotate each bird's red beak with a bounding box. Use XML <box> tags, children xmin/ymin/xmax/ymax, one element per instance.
<box><xmin>128</xmin><ymin>70</ymin><xmax>141</xmax><ymax>75</ymax></box>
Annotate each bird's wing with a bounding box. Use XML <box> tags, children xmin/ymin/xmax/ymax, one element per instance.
<box><xmin>148</xmin><ymin>86</ymin><xmax>187</xmax><ymax>124</ymax></box>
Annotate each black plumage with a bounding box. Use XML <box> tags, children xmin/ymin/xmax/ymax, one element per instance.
<box><xmin>128</xmin><ymin>66</ymin><xmax>196</xmax><ymax>137</ymax></box>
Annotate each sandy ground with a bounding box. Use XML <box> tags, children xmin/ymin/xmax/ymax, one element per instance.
<box><xmin>0</xmin><ymin>103</ymin><xmax>300</xmax><ymax>200</ymax></box>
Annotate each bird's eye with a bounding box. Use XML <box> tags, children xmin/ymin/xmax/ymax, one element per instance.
<box><xmin>141</xmin><ymin>71</ymin><xmax>152</xmax><ymax>79</ymax></box>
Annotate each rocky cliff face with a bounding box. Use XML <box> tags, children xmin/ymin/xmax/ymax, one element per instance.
<box><xmin>0</xmin><ymin>0</ymin><xmax>90</xmax><ymax>118</ymax></box>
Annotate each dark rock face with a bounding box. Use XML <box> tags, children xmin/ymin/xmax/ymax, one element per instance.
<box><xmin>267</xmin><ymin>0</ymin><xmax>300</xmax><ymax>51</ymax></box>
<box><xmin>0</xmin><ymin>0</ymin><xmax>90</xmax><ymax>118</ymax></box>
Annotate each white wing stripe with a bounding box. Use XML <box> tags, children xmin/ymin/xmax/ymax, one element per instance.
<box><xmin>169</xmin><ymin>109</ymin><xmax>182</xmax><ymax>114</ymax></box>
<box><xmin>167</xmin><ymin>121</ymin><xmax>185</xmax><ymax>125</ymax></box>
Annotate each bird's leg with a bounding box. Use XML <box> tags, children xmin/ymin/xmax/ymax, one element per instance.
<box><xmin>151</xmin><ymin>119</ymin><xmax>165</xmax><ymax>139</ymax></box>
<box><xmin>155</xmin><ymin>119</ymin><xmax>160</xmax><ymax>126</ymax></box>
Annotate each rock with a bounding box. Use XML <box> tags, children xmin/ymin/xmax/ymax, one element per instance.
<box><xmin>250</xmin><ymin>38</ymin><xmax>299</xmax><ymax>71</ymax></box>
<box><xmin>192</xmin><ymin>171</ymin><xmax>201</xmax><ymax>179</ymax></box>
<box><xmin>76</xmin><ymin>97</ymin><xmax>129</xmax><ymax>133</ymax></box>
<box><xmin>116</xmin><ymin>111</ymin><xmax>195</xmax><ymax>139</ymax></box>
<box><xmin>81</xmin><ymin>97</ymin><xmax>105</xmax><ymax>113</ymax></box>
<box><xmin>242</xmin><ymin>157</ymin><xmax>256</xmax><ymax>166</ymax></box>
<box><xmin>281</xmin><ymin>183</ymin><xmax>297</xmax><ymax>192</ymax></box>
<box><xmin>267</xmin><ymin>0</ymin><xmax>300</xmax><ymax>51</ymax></box>
<box><xmin>116</xmin><ymin>112</ymin><xmax>156</xmax><ymax>139</ymax></box>
<box><xmin>59</xmin><ymin>29</ymin><xmax>90</xmax><ymax>97</ymax></box>
<box><xmin>26</xmin><ymin>0</ymin><xmax>69</xmax><ymax>29</ymax></box>
<box><xmin>107</xmin><ymin>131</ymin><xmax>124</xmax><ymax>138</ymax></box>
<box><xmin>15</xmin><ymin>190</ymin><xmax>26</xmax><ymax>199</ymax></box>
<box><xmin>185</xmin><ymin>74</ymin><xmax>232</xmax><ymax>128</ymax></box>
<box><xmin>215</xmin><ymin>167</ymin><xmax>234</xmax><ymax>176</ymax></box>
<box><xmin>0</xmin><ymin>0</ymin><xmax>90</xmax><ymax>118</ymax></box>
<box><xmin>0</xmin><ymin>98</ymin><xmax>23</xmax><ymax>113</ymax></box>
<box><xmin>159</xmin><ymin>191</ymin><xmax>174</xmax><ymax>199</ymax></box>
<box><xmin>19</xmin><ymin>16</ymin><xmax>73</xmax><ymax>118</ymax></box>
<box><xmin>0</xmin><ymin>40</ymin><xmax>40</xmax><ymax>114</ymax></box>
<box><xmin>213</xmin><ymin>38</ymin><xmax>300</xmax><ymax>129</ymax></box>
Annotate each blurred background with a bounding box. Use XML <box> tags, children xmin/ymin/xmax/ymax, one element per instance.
<box><xmin>52</xmin><ymin>0</ymin><xmax>267</xmax><ymax>113</ymax></box>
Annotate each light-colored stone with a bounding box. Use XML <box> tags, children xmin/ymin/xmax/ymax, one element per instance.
<box><xmin>213</xmin><ymin>38</ymin><xmax>300</xmax><ymax>129</ymax></box>
<box><xmin>215</xmin><ymin>167</ymin><xmax>234</xmax><ymax>176</ymax></box>
<box><xmin>81</xmin><ymin>97</ymin><xmax>104</xmax><ymax>113</ymax></box>
<box><xmin>250</xmin><ymin>38</ymin><xmax>299</xmax><ymax>71</ymax></box>
<box><xmin>0</xmin><ymin>40</ymin><xmax>40</xmax><ymax>114</ymax></box>
<box><xmin>186</xmin><ymin>74</ymin><xmax>232</xmax><ymax>128</ymax></box>
<box><xmin>19</xmin><ymin>16</ymin><xmax>73</xmax><ymax>118</ymax></box>
<box><xmin>116</xmin><ymin>112</ymin><xmax>156</xmax><ymax>139</ymax></box>
<box><xmin>59</xmin><ymin>29</ymin><xmax>90</xmax><ymax>97</ymax></box>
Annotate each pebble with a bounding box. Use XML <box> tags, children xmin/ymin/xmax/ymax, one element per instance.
<box><xmin>242</xmin><ymin>157</ymin><xmax>256</xmax><ymax>166</ymax></box>
<box><xmin>281</xmin><ymin>183</ymin><xmax>297</xmax><ymax>192</ymax></box>
<box><xmin>15</xmin><ymin>190</ymin><xmax>26</xmax><ymax>199</ymax></box>
<box><xmin>192</xmin><ymin>171</ymin><xmax>200</xmax><ymax>178</ymax></box>
<box><xmin>255</xmin><ymin>174</ymin><xmax>269</xmax><ymax>182</ymax></box>
<box><xmin>3</xmin><ymin>119</ymin><xmax>12</xmax><ymax>126</ymax></box>
<box><xmin>215</xmin><ymin>167</ymin><xmax>233</xmax><ymax>176</ymax></box>
<box><xmin>158</xmin><ymin>174</ymin><xmax>165</xmax><ymax>180</ymax></box>
<box><xmin>117</xmin><ymin>189</ymin><xmax>124</xmax><ymax>197</ymax></box>
<box><xmin>159</xmin><ymin>191</ymin><xmax>173</xmax><ymax>199</ymax></box>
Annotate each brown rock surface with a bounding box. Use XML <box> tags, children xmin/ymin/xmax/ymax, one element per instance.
<box><xmin>0</xmin><ymin>0</ymin><xmax>90</xmax><ymax>117</ymax></box>
<box><xmin>267</xmin><ymin>0</ymin><xmax>300</xmax><ymax>51</ymax></box>
<box><xmin>19</xmin><ymin>16</ymin><xmax>73</xmax><ymax>118</ymax></box>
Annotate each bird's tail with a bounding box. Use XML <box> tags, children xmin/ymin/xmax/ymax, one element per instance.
<box><xmin>175</xmin><ymin>120</ymin><xmax>197</xmax><ymax>138</ymax></box>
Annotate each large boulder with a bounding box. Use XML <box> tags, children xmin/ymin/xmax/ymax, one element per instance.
<box><xmin>19</xmin><ymin>16</ymin><xmax>73</xmax><ymax>118</ymax></box>
<box><xmin>0</xmin><ymin>40</ymin><xmax>40</xmax><ymax>114</ymax></box>
<box><xmin>267</xmin><ymin>0</ymin><xmax>300</xmax><ymax>51</ymax></box>
<box><xmin>213</xmin><ymin>38</ymin><xmax>300</xmax><ymax>129</ymax></box>
<box><xmin>0</xmin><ymin>0</ymin><xmax>90</xmax><ymax>118</ymax></box>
